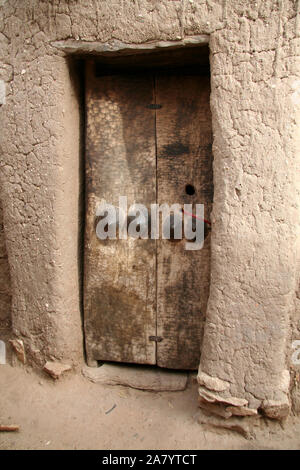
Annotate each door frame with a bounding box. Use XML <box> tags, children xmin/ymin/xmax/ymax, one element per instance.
<box><xmin>55</xmin><ymin>36</ymin><xmax>212</xmax><ymax>369</ymax></box>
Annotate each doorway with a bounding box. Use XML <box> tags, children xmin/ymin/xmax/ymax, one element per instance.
<box><xmin>84</xmin><ymin>49</ymin><xmax>213</xmax><ymax>370</ymax></box>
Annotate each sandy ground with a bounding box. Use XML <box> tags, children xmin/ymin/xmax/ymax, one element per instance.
<box><xmin>0</xmin><ymin>364</ymin><xmax>300</xmax><ymax>450</ymax></box>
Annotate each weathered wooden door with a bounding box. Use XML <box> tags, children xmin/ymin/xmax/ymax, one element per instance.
<box><xmin>84</xmin><ymin>61</ymin><xmax>213</xmax><ymax>370</ymax></box>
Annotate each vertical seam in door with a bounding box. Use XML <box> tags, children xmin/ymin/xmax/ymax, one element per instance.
<box><xmin>153</xmin><ymin>73</ymin><xmax>158</xmax><ymax>364</ymax></box>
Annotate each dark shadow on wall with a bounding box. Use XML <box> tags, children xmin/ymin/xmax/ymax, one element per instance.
<box><xmin>0</xmin><ymin>200</ymin><xmax>12</xmax><ymax>342</ymax></box>
<box><xmin>66</xmin><ymin>57</ymin><xmax>87</xmax><ymax>362</ymax></box>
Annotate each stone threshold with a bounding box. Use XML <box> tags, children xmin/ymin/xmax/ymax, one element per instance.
<box><xmin>82</xmin><ymin>363</ymin><xmax>188</xmax><ymax>392</ymax></box>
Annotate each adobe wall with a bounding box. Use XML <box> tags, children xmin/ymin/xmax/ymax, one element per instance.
<box><xmin>0</xmin><ymin>201</ymin><xmax>11</xmax><ymax>339</ymax></box>
<box><xmin>0</xmin><ymin>0</ymin><xmax>299</xmax><ymax>420</ymax></box>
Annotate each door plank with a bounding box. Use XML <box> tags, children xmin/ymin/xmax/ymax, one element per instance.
<box><xmin>155</xmin><ymin>72</ymin><xmax>213</xmax><ymax>369</ymax></box>
<box><xmin>84</xmin><ymin>62</ymin><xmax>156</xmax><ymax>365</ymax></box>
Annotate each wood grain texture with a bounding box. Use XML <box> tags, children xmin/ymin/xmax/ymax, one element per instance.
<box><xmin>155</xmin><ymin>72</ymin><xmax>213</xmax><ymax>369</ymax></box>
<box><xmin>84</xmin><ymin>61</ymin><xmax>156</xmax><ymax>365</ymax></box>
<box><xmin>84</xmin><ymin>64</ymin><xmax>212</xmax><ymax>369</ymax></box>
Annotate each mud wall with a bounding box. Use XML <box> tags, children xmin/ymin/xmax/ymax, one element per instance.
<box><xmin>0</xmin><ymin>0</ymin><xmax>299</xmax><ymax>419</ymax></box>
<box><xmin>0</xmin><ymin>201</ymin><xmax>11</xmax><ymax>339</ymax></box>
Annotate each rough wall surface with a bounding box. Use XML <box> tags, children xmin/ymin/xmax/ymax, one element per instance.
<box><xmin>0</xmin><ymin>201</ymin><xmax>11</xmax><ymax>338</ymax></box>
<box><xmin>200</xmin><ymin>4</ymin><xmax>300</xmax><ymax>418</ymax></box>
<box><xmin>0</xmin><ymin>0</ymin><xmax>299</xmax><ymax>418</ymax></box>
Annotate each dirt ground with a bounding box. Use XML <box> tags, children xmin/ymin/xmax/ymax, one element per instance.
<box><xmin>1</xmin><ymin>364</ymin><xmax>300</xmax><ymax>450</ymax></box>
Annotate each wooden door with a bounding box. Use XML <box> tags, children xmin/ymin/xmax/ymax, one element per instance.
<box><xmin>84</xmin><ymin>63</ymin><xmax>157</xmax><ymax>366</ymax></box>
<box><xmin>84</xmin><ymin>61</ymin><xmax>213</xmax><ymax>369</ymax></box>
<box><xmin>156</xmin><ymin>72</ymin><xmax>213</xmax><ymax>369</ymax></box>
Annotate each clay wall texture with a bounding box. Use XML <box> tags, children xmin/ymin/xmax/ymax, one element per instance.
<box><xmin>0</xmin><ymin>0</ymin><xmax>299</xmax><ymax>419</ymax></box>
<box><xmin>0</xmin><ymin>201</ymin><xmax>11</xmax><ymax>337</ymax></box>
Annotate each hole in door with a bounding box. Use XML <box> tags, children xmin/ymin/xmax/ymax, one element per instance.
<box><xmin>185</xmin><ymin>184</ymin><xmax>196</xmax><ymax>196</ymax></box>
<box><xmin>83</xmin><ymin>46</ymin><xmax>213</xmax><ymax>370</ymax></box>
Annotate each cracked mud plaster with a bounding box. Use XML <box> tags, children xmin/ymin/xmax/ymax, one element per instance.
<box><xmin>0</xmin><ymin>0</ymin><xmax>299</xmax><ymax>421</ymax></box>
<box><xmin>0</xmin><ymin>201</ymin><xmax>11</xmax><ymax>337</ymax></box>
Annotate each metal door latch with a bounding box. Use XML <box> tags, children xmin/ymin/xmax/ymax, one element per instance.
<box><xmin>147</xmin><ymin>104</ymin><xmax>162</xmax><ymax>109</ymax></box>
<box><xmin>149</xmin><ymin>335</ymin><xmax>163</xmax><ymax>342</ymax></box>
